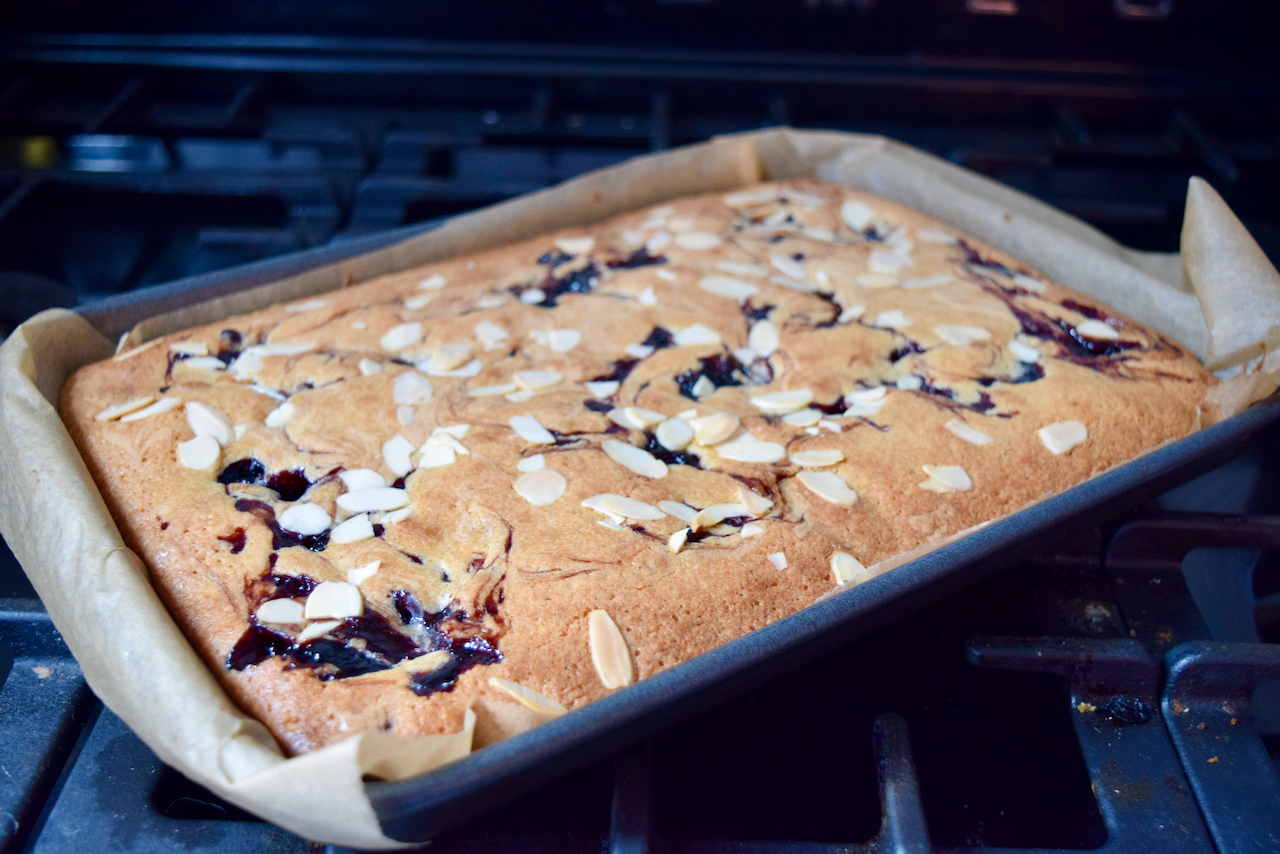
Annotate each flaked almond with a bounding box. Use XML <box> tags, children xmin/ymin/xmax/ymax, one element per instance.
<box><xmin>340</xmin><ymin>469</ymin><xmax>386</xmax><ymax>491</ymax></box>
<box><xmin>1075</xmin><ymin>319</ymin><xmax>1119</xmax><ymax>341</ymax></box>
<box><xmin>736</xmin><ymin>485</ymin><xmax>773</xmax><ymax>516</ymax></box>
<box><xmin>626</xmin><ymin>343</ymin><xmax>655</xmax><ymax>359</ymax></box>
<box><xmin>767</xmin><ymin>552</ymin><xmax>788</xmax><ymax>570</ymax></box>
<box><xmin>675</xmin><ymin>232</ymin><xmax>721</xmax><ymax>250</ymax></box>
<box><xmin>517</xmin><ymin>454</ymin><xmax>545</xmax><ymax>472</ymax></box>
<box><xmin>916</xmin><ymin>229</ymin><xmax>957</xmax><ymax>244</ymax></box>
<box><xmin>699</xmin><ymin>275</ymin><xmax>759</xmax><ymax>301</ymax></box>
<box><xmin>383</xmin><ymin>507</ymin><xmax>413</xmax><ymax>524</ymax></box>
<box><xmin>945</xmin><ymin>419</ymin><xmax>994</xmax><ymax>445</ymax></box>
<box><xmin>296</xmin><ymin>620</ymin><xmax>342</xmax><ymax>644</ymax></box>
<box><xmin>1008</xmin><ymin>340</ymin><xmax>1040</xmax><ymax>363</ymax></box>
<box><xmin>588</xmin><ymin>610</ymin><xmax>634</xmax><ymax>690</ymax></box>
<box><xmin>602</xmin><ymin>440</ymin><xmax>667</xmax><ymax>479</ymax></box>
<box><xmin>750</xmin><ymin>388</ymin><xmax>813</xmax><ymax>414</ymax></box>
<box><xmin>790</xmin><ymin>448</ymin><xmax>845</xmax><ymax>467</ymax></box>
<box><xmin>658</xmin><ymin>500</ymin><xmax>698</xmax><ymax>523</ymax></box>
<box><xmin>96</xmin><ymin>396</ymin><xmax>155</xmax><ymax>422</ymax></box>
<box><xmin>382</xmin><ymin>434</ymin><xmax>415</xmax><ymax>477</ymax></box>
<box><xmin>257</xmin><ymin>598</ymin><xmax>305</xmax><ymax>624</ymax></box>
<box><xmin>468</xmin><ymin>382</ymin><xmax>518</xmax><ymax>397</ymax></box>
<box><xmin>513</xmin><ymin>468</ymin><xmax>568</xmax><ymax>506</ymax></box>
<box><xmin>716</xmin><ymin>260</ymin><xmax>768</xmax><ymax>277</ymax></box>
<box><xmin>690</xmin><ymin>375</ymin><xmax>716</xmax><ymax>398</ymax></box>
<box><xmin>119</xmin><ymin>397</ymin><xmax>181</xmax><ymax>422</ymax></box>
<box><xmin>714</xmin><ymin>436</ymin><xmax>786</xmax><ymax>463</ymax></box>
<box><xmin>637</xmin><ymin>286</ymin><xmax>658</xmax><ymax>305</ymax></box>
<box><xmin>655</xmin><ymin>418</ymin><xmax>694</xmax><ymax>452</ymax></box>
<box><xmin>330</xmin><ymin>514</ymin><xmax>374</xmax><ymax>544</ymax></box>
<box><xmin>514</xmin><ymin>369</ymin><xmax>563</xmax><ymax>391</ymax></box>
<box><xmin>520</xmin><ymin>288</ymin><xmax>548</xmax><ymax>305</ymax></box>
<box><xmin>347</xmin><ymin>561</ymin><xmax>381</xmax><ymax>586</ymax></box>
<box><xmin>264</xmin><ymin>400</ymin><xmax>297</xmax><ymax>428</ymax></box>
<box><xmin>841</xmin><ymin>199</ymin><xmax>875</xmax><ymax>231</ymax></box>
<box><xmin>380</xmin><ymin>322</ymin><xmax>423</xmax><ymax>351</ymax></box>
<box><xmin>692</xmin><ymin>412</ymin><xmax>739</xmax><ymax>446</ymax></box>
<box><xmin>429</xmin><ymin>342</ymin><xmax>473</xmax><ymax>373</ymax></box>
<box><xmin>921</xmin><ymin>464</ymin><xmax>973</xmax><ymax>492</ymax></box>
<box><xmin>304</xmin><ymin>581</ymin><xmax>363</xmax><ymax>620</ymax></box>
<box><xmin>112</xmin><ymin>338</ymin><xmax>162</xmax><ymax>361</ymax></box>
<box><xmin>724</xmin><ymin>187</ymin><xmax>778</xmax><ymax>207</ymax></box>
<box><xmin>781</xmin><ymin>408</ymin><xmax>822</xmax><ymax>427</ymax></box>
<box><xmin>872</xmin><ymin>310</ymin><xmax>912</xmax><ymax>328</ymax></box>
<box><xmin>393</xmin><ymin>371</ymin><xmax>433</xmax><ymax>406</ymax></box>
<box><xmin>359</xmin><ymin>358</ymin><xmax>383</xmax><ymax>375</ymax></box>
<box><xmin>423</xmin><ymin>357</ymin><xmax>483</xmax><ymax>378</ymax></box>
<box><xmin>897</xmin><ymin>375</ymin><xmax>923</xmax><ymax>390</ymax></box>
<box><xmin>769</xmin><ymin>253</ymin><xmax>808</xmax><ymax>282</ymax></box>
<box><xmin>338</xmin><ymin>487</ymin><xmax>410</xmax><ymax>513</ymax></box>
<box><xmin>177</xmin><ymin>356</ymin><xmax>226</xmax><ymax>372</ymax></box>
<box><xmin>856</xmin><ymin>272</ymin><xmax>899</xmax><ymax>289</ymax></box>
<box><xmin>830</xmin><ymin>551</ymin><xmax>870</xmax><ymax>585</ymax></box>
<box><xmin>748</xmin><ymin>320</ymin><xmax>779</xmax><ymax>357</ymax></box>
<box><xmin>510</xmin><ymin>414</ymin><xmax>555</xmax><ymax>444</ymax></box>
<box><xmin>1038</xmin><ymin>420</ymin><xmax>1087</xmax><ymax>454</ymax></box>
<box><xmin>418</xmin><ymin>273</ymin><xmax>446</xmax><ymax>290</ymax></box>
<box><xmin>403</xmin><ymin>294</ymin><xmax>432</xmax><ymax>311</ymax></box>
<box><xmin>607</xmin><ymin>406</ymin><xmax>665</xmax><ymax>430</ymax></box>
<box><xmin>796</xmin><ymin>471</ymin><xmax>858</xmax><ymax>504</ymax></box>
<box><xmin>488</xmin><ymin>677</ymin><xmax>568</xmax><ymax>717</ymax></box>
<box><xmin>473</xmin><ymin>320</ymin><xmax>509</xmax><ymax>348</ymax></box>
<box><xmin>582</xmin><ymin>494</ymin><xmax>665</xmax><ymax>522</ymax></box>
<box><xmin>667</xmin><ymin>527</ymin><xmax>690</xmax><ymax>553</ymax></box>
<box><xmin>506</xmin><ymin>391</ymin><xmax>536</xmax><ymax>404</ymax></box>
<box><xmin>177</xmin><ymin>434</ymin><xmax>220</xmax><ymax>470</ymax></box>
<box><xmin>584</xmin><ymin>380</ymin><xmax>620</xmax><ymax>399</ymax></box>
<box><xmin>278</xmin><ymin>503</ymin><xmax>331</xmax><ymax>535</ymax></box>
<box><xmin>902</xmin><ymin>273</ymin><xmax>955</xmax><ymax>289</ymax></box>
<box><xmin>555</xmin><ymin>236</ymin><xmax>595</xmax><ymax>255</ymax></box>
<box><xmin>846</xmin><ymin>386</ymin><xmax>887</xmax><ymax>403</ymax></box>
<box><xmin>935</xmin><ymin>325</ymin><xmax>992</xmax><ymax>346</ymax></box>
<box><xmin>547</xmin><ymin>328</ymin><xmax>582</xmax><ymax>352</ymax></box>
<box><xmin>769</xmin><ymin>274</ymin><xmax>815</xmax><ymax>293</ymax></box>
<box><xmin>690</xmin><ymin>503</ymin><xmax>754</xmax><ymax>531</ymax></box>
<box><xmin>418</xmin><ymin>444</ymin><xmax>456</xmax><ymax>469</ymax></box>
<box><xmin>740</xmin><ymin>520</ymin><xmax>766</xmax><ymax>537</ymax></box>
<box><xmin>673</xmin><ymin>324</ymin><xmax>721</xmax><ymax>347</ymax></box>
<box><xmin>1012</xmin><ymin>273</ymin><xmax>1048</xmax><ymax>293</ymax></box>
<box><xmin>397</xmin><ymin>406</ymin><xmax>415</xmax><ymax>426</ymax></box>
<box><xmin>869</xmin><ymin>249</ymin><xmax>912</xmax><ymax>273</ymax></box>
<box><xmin>170</xmin><ymin>340</ymin><xmax>208</xmax><ymax>357</ymax></box>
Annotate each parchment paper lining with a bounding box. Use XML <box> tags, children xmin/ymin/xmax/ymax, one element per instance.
<box><xmin>2</xmin><ymin>129</ymin><xmax>1278</xmax><ymax>849</ymax></box>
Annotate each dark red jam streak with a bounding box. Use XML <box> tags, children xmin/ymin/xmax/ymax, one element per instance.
<box><xmin>393</xmin><ymin>591</ymin><xmax>503</xmax><ymax>696</ymax></box>
<box><xmin>677</xmin><ymin>353</ymin><xmax>747</xmax><ymax>400</ymax></box>
<box><xmin>215</xmin><ymin>328</ymin><xmax>243</xmax><ymax>365</ymax></box>
<box><xmin>607</xmin><ymin>246</ymin><xmax>667</xmax><ymax>269</ymax></box>
<box><xmin>217</xmin><ymin>527</ymin><xmax>247</xmax><ymax>554</ymax></box>
<box><xmin>642</xmin><ymin>431</ymin><xmax>703</xmax><ymax>469</ymax></box>
<box><xmin>217</xmin><ymin>458</ymin><xmax>313</xmax><ymax>503</ymax></box>
<box><xmin>233</xmin><ymin>499</ymin><xmax>330</xmax><ymax>552</ymax></box>
<box><xmin>515</xmin><ymin>251</ymin><xmax>601</xmax><ymax>307</ymax></box>
<box><xmin>742</xmin><ymin>302</ymin><xmax>774</xmax><ymax>322</ymax></box>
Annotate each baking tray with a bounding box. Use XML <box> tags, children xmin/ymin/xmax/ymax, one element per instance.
<box><xmin>71</xmin><ymin>212</ymin><xmax>1280</xmax><ymax>844</ymax></box>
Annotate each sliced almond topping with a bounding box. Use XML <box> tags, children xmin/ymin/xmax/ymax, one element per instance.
<box><xmin>691</xmin><ymin>503</ymin><xmax>754</xmax><ymax>532</ymax></box>
<box><xmin>819</xmin><ymin>419</ymin><xmax>843</xmax><ymax>433</ymax></box>
<box><xmin>233</xmin><ymin>423</ymin><xmax>251</xmax><ymax>440</ymax></box>
<box><xmin>510</xmin><ymin>414</ymin><xmax>555</xmax><ymax>444</ymax></box>
<box><xmin>896</xmin><ymin>376</ymin><xmax>923</xmax><ymax>390</ymax></box>
<box><xmin>1008</xmin><ymin>340</ymin><xmax>1041</xmax><ymax>363</ymax></box>
<box><xmin>112</xmin><ymin>338</ymin><xmax>162</xmax><ymax>362</ymax></box>
<box><xmin>359</xmin><ymin>358</ymin><xmax>383</xmax><ymax>376</ymax></box>
<box><xmin>790</xmin><ymin>449</ymin><xmax>845</xmax><ymax>467</ymax></box>
<box><xmin>380</xmin><ymin>322</ymin><xmax>423</xmax><ymax>351</ymax></box>
<box><xmin>177</xmin><ymin>434</ymin><xmax>221</xmax><ymax>470</ymax></box>
<box><xmin>429</xmin><ymin>342</ymin><xmax>474</xmax><ymax>373</ymax></box>
<box><xmin>625</xmin><ymin>343</ymin><xmax>655</xmax><ymax>359</ymax></box>
<box><xmin>506</xmin><ymin>391</ymin><xmax>535</xmax><ymax>403</ymax></box>
<box><xmin>547</xmin><ymin>328</ymin><xmax>582</xmax><ymax>353</ymax></box>
<box><xmin>520</xmin><ymin>289</ymin><xmax>548</xmax><ymax>305</ymax></box>
<box><xmin>555</xmin><ymin>236</ymin><xmax>595</xmax><ymax>255</ymax></box>
<box><xmin>598</xmin><ymin>518</ymin><xmax>628</xmax><ymax>532</ymax></box>
<box><xmin>296</xmin><ymin>620</ymin><xmax>343</xmax><ymax>644</ymax></box>
<box><xmin>514</xmin><ymin>468</ymin><xmax>568</xmax><ymax>506</ymax></box>
<box><xmin>119</xmin><ymin>397</ymin><xmax>181</xmax><ymax>422</ymax></box>
<box><xmin>256</xmin><ymin>598</ymin><xmax>305</xmax><ymax>624</ymax></box>
<box><xmin>916</xmin><ymin>229</ymin><xmax>958</xmax><ymax>245</ymax></box>
<box><xmin>382</xmin><ymin>507</ymin><xmax>413</xmax><ymax>524</ymax></box>
<box><xmin>856</xmin><ymin>272</ymin><xmax>899</xmax><ymax>289</ymax></box>
<box><xmin>264</xmin><ymin>400</ymin><xmax>297</xmax><ymax>428</ymax></box>
<box><xmin>690</xmin><ymin>375</ymin><xmax>716</xmax><ymax>399</ymax></box>
<box><xmin>278</xmin><ymin>503</ymin><xmax>331</xmax><ymax>536</ymax></box>
<box><xmin>748</xmin><ymin>320</ymin><xmax>779</xmax><ymax>357</ymax></box>
<box><xmin>583</xmin><ymin>494</ymin><xmax>665</xmax><ymax>522</ymax></box>
<box><xmin>340</xmin><ymin>469</ymin><xmax>386</xmax><ymax>491</ymax></box>
<box><xmin>392</xmin><ymin>371</ymin><xmax>433</xmax><ymax>406</ymax></box>
<box><xmin>418</xmin><ymin>273</ymin><xmax>446</xmax><ymax>290</ymax></box>
<box><xmin>902</xmin><ymin>273</ymin><xmax>955</xmax><ymax>289</ymax></box>
<box><xmin>588</xmin><ymin>610</ymin><xmax>634</xmax><ymax>690</ymax></box>
<box><xmin>673</xmin><ymin>324</ymin><xmax>722</xmax><ymax>347</ymax></box>
<box><xmin>750</xmin><ymin>388</ymin><xmax>813</xmax><ymax>414</ymax></box>
<box><xmin>846</xmin><ymin>386</ymin><xmax>887</xmax><ymax>403</ymax></box>
<box><xmin>1012</xmin><ymin>273</ymin><xmax>1048</xmax><ymax>293</ymax></box>
<box><xmin>607</xmin><ymin>407</ymin><xmax>665</xmax><ymax>430</ymax></box>
<box><xmin>699</xmin><ymin>275</ymin><xmax>759</xmax><ymax>301</ymax></box>
<box><xmin>740</xmin><ymin>520</ymin><xmax>766</xmax><ymax>537</ymax></box>
<box><xmin>782</xmin><ymin>408</ymin><xmax>822</xmax><ymax>427</ymax></box>
<box><xmin>178</xmin><ymin>356</ymin><xmax>227</xmax><ymax>371</ymax></box>
<box><xmin>603</xmin><ymin>440</ymin><xmax>667</xmax><ymax>479</ymax></box>
<box><xmin>841</xmin><ymin>199</ymin><xmax>875</xmax><ymax>231</ymax></box>
<box><xmin>476</xmin><ymin>294</ymin><xmax>507</xmax><ymax>309</ymax></box>
<box><xmin>473</xmin><ymin>320</ymin><xmax>510</xmax><ymax>348</ymax></box>
<box><xmin>488</xmin><ymin>677</ymin><xmax>568</xmax><ymax>717</ymax></box>
<box><xmin>716</xmin><ymin>260</ymin><xmax>769</xmax><ymax>277</ymax></box>
<box><xmin>347</xmin><ymin>561</ymin><xmax>381</xmax><ymax>586</ymax></box>
<box><xmin>796</xmin><ymin>471</ymin><xmax>858</xmax><ymax>504</ymax></box>
<box><xmin>403</xmin><ymin>294</ymin><xmax>432</xmax><ymax>311</ymax></box>
<box><xmin>337</xmin><ymin>487</ymin><xmax>410</xmax><ymax>513</ymax></box>
<box><xmin>1075</xmin><ymin>319</ymin><xmax>1119</xmax><ymax>341</ymax></box>
<box><xmin>516</xmin><ymin>454</ymin><xmax>545</xmax><ymax>472</ymax></box>
<box><xmin>655</xmin><ymin>418</ymin><xmax>694</xmax><ymax>452</ymax></box>
<box><xmin>380</xmin><ymin>434</ymin><xmax>414</xmax><ymax>477</ymax></box>
<box><xmin>769</xmin><ymin>274</ymin><xmax>815</xmax><ymax>293</ymax></box>
<box><xmin>872</xmin><ymin>310</ymin><xmax>912</xmax><ymax>328</ymax></box>
<box><xmin>736</xmin><ymin>485</ymin><xmax>773</xmax><ymax>516</ymax></box>
<box><xmin>96</xmin><ymin>396</ymin><xmax>155</xmax><ymax>422</ymax></box>
<box><xmin>170</xmin><ymin>340</ymin><xmax>209</xmax><ymax>357</ymax></box>
<box><xmin>945</xmin><ymin>419</ymin><xmax>994</xmax><ymax>445</ymax></box>
<box><xmin>767</xmin><ymin>552</ymin><xmax>788</xmax><ymax>570</ymax></box>
<box><xmin>724</xmin><ymin>187</ymin><xmax>778</xmax><ymax>207</ymax></box>
<box><xmin>715</xmin><ymin>436</ymin><xmax>787</xmax><ymax>463</ymax></box>
<box><xmin>658</xmin><ymin>500</ymin><xmax>698</xmax><ymax>523</ymax></box>
<box><xmin>1038</xmin><ymin>420</ymin><xmax>1088</xmax><ymax>454</ymax></box>
<box><xmin>830</xmin><ymin>551</ymin><xmax>870</xmax><ymax>585</ymax></box>
<box><xmin>513</xmin><ymin>370</ymin><xmax>564</xmax><ymax>391</ymax></box>
<box><xmin>637</xmin><ymin>286</ymin><xmax>658</xmax><ymax>305</ymax></box>
<box><xmin>675</xmin><ymin>232</ymin><xmax>721</xmax><ymax>250</ymax></box>
<box><xmin>921</xmin><ymin>464</ymin><xmax>974</xmax><ymax>492</ymax></box>
<box><xmin>418</xmin><ymin>444</ymin><xmax>457</xmax><ymax>469</ymax></box>
<box><xmin>397</xmin><ymin>406</ymin><xmax>415</xmax><ymax>426</ymax></box>
<box><xmin>584</xmin><ymin>380</ymin><xmax>620</xmax><ymax>399</ymax></box>
<box><xmin>869</xmin><ymin>249</ymin><xmax>913</xmax><ymax>274</ymax></box>
<box><xmin>692</xmin><ymin>412</ymin><xmax>740</xmax><ymax>446</ymax></box>
<box><xmin>468</xmin><ymin>382</ymin><xmax>519</xmax><ymax>397</ymax></box>
<box><xmin>668</xmin><ymin>527</ymin><xmax>690</xmax><ymax>553</ymax></box>
<box><xmin>769</xmin><ymin>253</ymin><xmax>808</xmax><ymax>282</ymax></box>
<box><xmin>935</xmin><ymin>325</ymin><xmax>992</xmax><ymax>346</ymax></box>
<box><xmin>305</xmin><ymin>581</ymin><xmax>363</xmax><ymax>620</ymax></box>
<box><xmin>330</xmin><ymin>514</ymin><xmax>375</xmax><ymax>544</ymax></box>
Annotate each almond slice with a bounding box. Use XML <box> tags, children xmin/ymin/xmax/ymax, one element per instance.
<box><xmin>748</xmin><ymin>320</ymin><xmax>779</xmax><ymax>357</ymax></box>
<box><xmin>383</xmin><ymin>507</ymin><xmax>413</xmax><ymax>524</ymax></box>
<box><xmin>830</xmin><ymin>551</ymin><xmax>870</xmax><ymax>585</ymax></box>
<box><xmin>584</xmin><ymin>380</ymin><xmax>620</xmax><ymax>399</ymax></box>
<box><xmin>510</xmin><ymin>414</ymin><xmax>555</xmax><ymax>444</ymax></box>
<box><xmin>625</xmin><ymin>343</ymin><xmax>655</xmax><ymax>359</ymax></box>
<box><xmin>520</xmin><ymin>289</ymin><xmax>548</xmax><ymax>305</ymax></box>
<box><xmin>547</xmin><ymin>328</ymin><xmax>582</xmax><ymax>353</ymax></box>
<box><xmin>582</xmin><ymin>494</ymin><xmax>665</xmax><ymax>522</ymax></box>
<box><xmin>796</xmin><ymin>471</ymin><xmax>858</xmax><ymax>505</ymax></box>
<box><xmin>176</xmin><ymin>356</ymin><xmax>227</xmax><ymax>372</ymax></box>
<box><xmin>1075</xmin><ymin>319</ymin><xmax>1119</xmax><ymax>341</ymax></box>
<box><xmin>430</xmin><ymin>342</ymin><xmax>474</xmax><ymax>373</ymax></box>
<box><xmin>673</xmin><ymin>324</ymin><xmax>722</xmax><ymax>346</ymax></box>
<box><xmin>716</xmin><ymin>260</ymin><xmax>769</xmax><ymax>277</ymax></box>
<box><xmin>1012</xmin><ymin>273</ymin><xmax>1048</xmax><ymax>293</ymax></box>
<box><xmin>468</xmin><ymin>382</ymin><xmax>519</xmax><ymax>397</ymax></box>
<box><xmin>346</xmin><ymin>561</ymin><xmax>381</xmax><ymax>586</ymax></box>
<box><xmin>607</xmin><ymin>407</ymin><xmax>665</xmax><ymax>430</ymax></box>
<box><xmin>337</xmin><ymin>487</ymin><xmax>410</xmax><ymax>513</ymax></box>
<box><xmin>297</xmin><ymin>620</ymin><xmax>343</xmax><ymax>644</ymax></box>
<box><xmin>934</xmin><ymin>325</ymin><xmax>992</xmax><ymax>346</ymax></box>
<box><xmin>170</xmin><ymin>340</ymin><xmax>209</xmax><ymax>356</ymax></box>
<box><xmin>637</xmin><ymin>286</ymin><xmax>658</xmax><ymax>305</ymax></box>
<box><xmin>602</xmin><ymin>440</ymin><xmax>668</xmax><ymax>479</ymax></box>
<box><xmin>513</xmin><ymin>469</ymin><xmax>568</xmax><ymax>506</ymax></box>
<box><xmin>714</xmin><ymin>436</ymin><xmax>786</xmax><ymax>463</ymax></box>
<box><xmin>418</xmin><ymin>444</ymin><xmax>457</xmax><ymax>469</ymax></box>
<box><xmin>516</xmin><ymin>454</ymin><xmax>545</xmax><ymax>473</ymax></box>
<box><xmin>380</xmin><ymin>322</ymin><xmax>423</xmax><ymax>351</ymax></box>
<box><xmin>658</xmin><ymin>500</ymin><xmax>698</xmax><ymax>523</ymax></box>
<box><xmin>304</xmin><ymin>581</ymin><xmax>363</xmax><ymax>620</ymax></box>
<box><xmin>945</xmin><ymin>419</ymin><xmax>994</xmax><ymax>446</ymax></box>
<box><xmin>488</xmin><ymin>677</ymin><xmax>569</xmax><ymax>717</ymax></box>
<box><xmin>418</xmin><ymin>274</ymin><xmax>446</xmax><ymax>290</ymax></box>
<box><xmin>767</xmin><ymin>552</ymin><xmax>788</xmax><ymax>570</ymax></box>
<box><xmin>1038</xmin><ymin>420</ymin><xmax>1088</xmax><ymax>454</ymax></box>
<box><xmin>782</xmin><ymin>408</ymin><xmax>822</xmax><ymax>427</ymax></box>
<box><xmin>382</xmin><ymin>434</ymin><xmax>415</xmax><ymax>477</ymax></box>
<box><xmin>921</xmin><ymin>464</ymin><xmax>974</xmax><ymax>492</ymax></box>
<box><xmin>655</xmin><ymin>418</ymin><xmax>694</xmax><ymax>452</ymax></box>
<box><xmin>119</xmin><ymin>397</ymin><xmax>181</xmax><ymax>422</ymax></box>
<box><xmin>588</xmin><ymin>610</ymin><xmax>634</xmax><ymax>690</ymax></box>
<box><xmin>916</xmin><ymin>229</ymin><xmax>957</xmax><ymax>245</ymax></box>
<box><xmin>872</xmin><ymin>309</ymin><xmax>912</xmax><ymax>328</ymax></box>
<box><xmin>330</xmin><ymin>514</ymin><xmax>374</xmax><ymax>544</ymax></box>
<box><xmin>177</xmin><ymin>434</ymin><xmax>220</xmax><ymax>470</ymax></box>
<box><xmin>691</xmin><ymin>413</ymin><xmax>739</xmax><ymax>446</ymax></box>
<box><xmin>555</xmin><ymin>236</ymin><xmax>595</xmax><ymax>255</ymax></box>
<box><xmin>857</xmin><ymin>273</ymin><xmax>899</xmax><ymax>289</ymax></box>
<box><xmin>901</xmin><ymin>274</ymin><xmax>955</xmax><ymax>289</ymax></box>
<box><xmin>667</xmin><ymin>527</ymin><xmax>690</xmax><ymax>553</ymax></box>
<box><xmin>699</xmin><ymin>275</ymin><xmax>759</xmax><ymax>301</ymax></box>
<box><xmin>514</xmin><ymin>369</ymin><xmax>563</xmax><ymax>391</ymax></box>
<box><xmin>841</xmin><ymin>199</ymin><xmax>875</xmax><ymax>231</ymax></box>
<box><xmin>392</xmin><ymin>371</ymin><xmax>433</xmax><ymax>405</ymax></box>
<box><xmin>278</xmin><ymin>503</ymin><xmax>331</xmax><ymax>535</ymax></box>
<box><xmin>690</xmin><ymin>503</ymin><xmax>754</xmax><ymax>532</ymax></box>
<box><xmin>736</xmin><ymin>485</ymin><xmax>773</xmax><ymax>516</ymax></box>
<box><xmin>674</xmin><ymin>232</ymin><xmax>721</xmax><ymax>250</ymax></box>
<box><xmin>403</xmin><ymin>295</ymin><xmax>432</xmax><ymax>311</ymax></box>
<box><xmin>740</xmin><ymin>521</ymin><xmax>767</xmax><ymax>537</ymax></box>
<box><xmin>690</xmin><ymin>375</ymin><xmax>716</xmax><ymax>398</ymax></box>
<box><xmin>256</xmin><ymin>598</ymin><xmax>305</xmax><ymax>624</ymax></box>
<box><xmin>1008</xmin><ymin>340</ymin><xmax>1041</xmax><ymax>363</ymax></box>
<box><xmin>790</xmin><ymin>449</ymin><xmax>845</xmax><ymax>467</ymax></box>
<box><xmin>359</xmin><ymin>358</ymin><xmax>384</xmax><ymax>375</ymax></box>
<box><xmin>473</xmin><ymin>321</ymin><xmax>510</xmax><ymax>348</ymax></box>
<box><xmin>340</xmin><ymin>469</ymin><xmax>386</xmax><ymax>491</ymax></box>
<box><xmin>264</xmin><ymin>400</ymin><xmax>297</xmax><ymax>428</ymax></box>
<box><xmin>769</xmin><ymin>252</ymin><xmax>807</xmax><ymax>282</ymax></box>
<box><xmin>751</xmin><ymin>388</ymin><xmax>813</xmax><ymax>414</ymax></box>
<box><xmin>96</xmin><ymin>396</ymin><xmax>155</xmax><ymax>422</ymax></box>
<box><xmin>112</xmin><ymin>338</ymin><xmax>162</xmax><ymax>361</ymax></box>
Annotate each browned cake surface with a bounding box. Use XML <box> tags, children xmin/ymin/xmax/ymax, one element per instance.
<box><xmin>60</xmin><ymin>179</ymin><xmax>1212</xmax><ymax>755</ymax></box>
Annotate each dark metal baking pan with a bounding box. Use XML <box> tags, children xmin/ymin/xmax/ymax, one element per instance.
<box><xmin>74</xmin><ymin>214</ymin><xmax>1280</xmax><ymax>845</ymax></box>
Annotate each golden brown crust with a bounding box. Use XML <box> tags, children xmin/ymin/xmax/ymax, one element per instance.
<box><xmin>60</xmin><ymin>179</ymin><xmax>1212</xmax><ymax>755</ymax></box>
